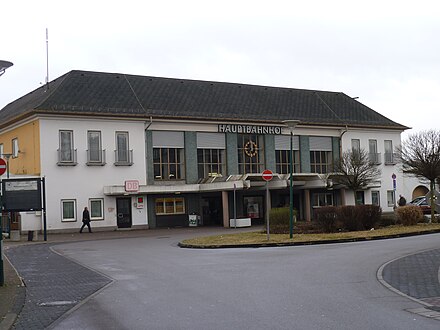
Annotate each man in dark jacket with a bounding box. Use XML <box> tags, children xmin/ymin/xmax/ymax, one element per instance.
<box><xmin>79</xmin><ymin>206</ymin><xmax>92</xmax><ymax>233</ymax></box>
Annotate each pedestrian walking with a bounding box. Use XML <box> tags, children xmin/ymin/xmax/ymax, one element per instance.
<box><xmin>79</xmin><ymin>206</ymin><xmax>92</xmax><ymax>233</ymax></box>
<box><xmin>398</xmin><ymin>195</ymin><xmax>407</xmax><ymax>207</ymax></box>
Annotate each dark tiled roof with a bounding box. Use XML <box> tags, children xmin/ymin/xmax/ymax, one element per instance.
<box><xmin>0</xmin><ymin>70</ymin><xmax>407</xmax><ymax>129</ymax></box>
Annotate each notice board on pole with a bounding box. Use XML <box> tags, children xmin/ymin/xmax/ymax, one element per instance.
<box><xmin>1</xmin><ymin>178</ymin><xmax>43</xmax><ymax>211</ymax></box>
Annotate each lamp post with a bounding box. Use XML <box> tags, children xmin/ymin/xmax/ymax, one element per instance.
<box><xmin>0</xmin><ymin>60</ymin><xmax>12</xmax><ymax>286</ymax></box>
<box><xmin>283</xmin><ymin>120</ymin><xmax>301</xmax><ymax>239</ymax></box>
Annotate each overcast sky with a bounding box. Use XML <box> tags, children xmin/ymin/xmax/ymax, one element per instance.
<box><xmin>1</xmin><ymin>0</ymin><xmax>439</xmax><ymax>138</ymax></box>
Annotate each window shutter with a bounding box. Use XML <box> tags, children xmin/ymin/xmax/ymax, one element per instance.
<box><xmin>197</xmin><ymin>133</ymin><xmax>226</xmax><ymax>149</ymax></box>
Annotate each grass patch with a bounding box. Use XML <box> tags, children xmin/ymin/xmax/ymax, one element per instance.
<box><xmin>181</xmin><ymin>223</ymin><xmax>440</xmax><ymax>247</ymax></box>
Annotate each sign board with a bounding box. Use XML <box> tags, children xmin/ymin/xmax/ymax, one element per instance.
<box><xmin>0</xmin><ymin>158</ymin><xmax>6</xmax><ymax>176</ymax></box>
<box><xmin>262</xmin><ymin>169</ymin><xmax>273</xmax><ymax>182</ymax></box>
<box><xmin>1</xmin><ymin>178</ymin><xmax>42</xmax><ymax>211</ymax></box>
<box><xmin>125</xmin><ymin>180</ymin><xmax>139</xmax><ymax>192</ymax></box>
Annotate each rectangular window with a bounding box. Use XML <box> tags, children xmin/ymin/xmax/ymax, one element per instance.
<box><xmin>61</xmin><ymin>199</ymin><xmax>76</xmax><ymax>222</ymax></box>
<box><xmin>368</xmin><ymin>139</ymin><xmax>380</xmax><ymax>164</ymax></box>
<box><xmin>89</xmin><ymin>198</ymin><xmax>104</xmax><ymax>220</ymax></box>
<box><xmin>387</xmin><ymin>190</ymin><xmax>395</xmax><ymax>207</ymax></box>
<box><xmin>115</xmin><ymin>131</ymin><xmax>132</xmax><ymax>165</ymax></box>
<box><xmin>153</xmin><ymin>148</ymin><xmax>185</xmax><ymax>180</ymax></box>
<box><xmin>238</xmin><ymin>134</ymin><xmax>265</xmax><ymax>174</ymax></box>
<box><xmin>351</xmin><ymin>139</ymin><xmax>360</xmax><ymax>151</ymax></box>
<box><xmin>59</xmin><ymin>130</ymin><xmax>75</xmax><ymax>163</ymax></box>
<box><xmin>197</xmin><ymin>149</ymin><xmax>225</xmax><ymax>179</ymax></box>
<box><xmin>275</xmin><ymin>150</ymin><xmax>300</xmax><ymax>174</ymax></box>
<box><xmin>371</xmin><ymin>191</ymin><xmax>380</xmax><ymax>206</ymax></box>
<box><xmin>87</xmin><ymin>131</ymin><xmax>103</xmax><ymax>163</ymax></box>
<box><xmin>356</xmin><ymin>191</ymin><xmax>365</xmax><ymax>205</ymax></box>
<box><xmin>155</xmin><ymin>197</ymin><xmax>185</xmax><ymax>215</ymax></box>
<box><xmin>12</xmin><ymin>138</ymin><xmax>19</xmax><ymax>158</ymax></box>
<box><xmin>310</xmin><ymin>151</ymin><xmax>333</xmax><ymax>174</ymax></box>
<box><xmin>312</xmin><ymin>193</ymin><xmax>334</xmax><ymax>207</ymax></box>
<box><xmin>384</xmin><ymin>140</ymin><xmax>394</xmax><ymax>164</ymax></box>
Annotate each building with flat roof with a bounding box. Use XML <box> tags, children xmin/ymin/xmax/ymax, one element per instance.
<box><xmin>0</xmin><ymin>70</ymin><xmax>425</xmax><ymax>232</ymax></box>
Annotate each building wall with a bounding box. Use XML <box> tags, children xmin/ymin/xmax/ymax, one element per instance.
<box><xmin>341</xmin><ymin>128</ymin><xmax>404</xmax><ymax>211</ymax></box>
<box><xmin>33</xmin><ymin>117</ymin><xmax>148</xmax><ymax>232</ymax></box>
<box><xmin>0</xmin><ymin>119</ymin><xmax>40</xmax><ymax>176</ymax></box>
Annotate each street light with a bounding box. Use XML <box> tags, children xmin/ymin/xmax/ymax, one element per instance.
<box><xmin>0</xmin><ymin>60</ymin><xmax>13</xmax><ymax>77</ymax></box>
<box><xmin>0</xmin><ymin>60</ymin><xmax>12</xmax><ymax>286</ymax></box>
<box><xmin>283</xmin><ymin>120</ymin><xmax>301</xmax><ymax>239</ymax></box>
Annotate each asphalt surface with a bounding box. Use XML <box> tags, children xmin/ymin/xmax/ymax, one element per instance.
<box><xmin>0</xmin><ymin>229</ymin><xmax>440</xmax><ymax>329</ymax></box>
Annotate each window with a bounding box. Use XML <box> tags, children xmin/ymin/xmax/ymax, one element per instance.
<box><xmin>312</xmin><ymin>193</ymin><xmax>334</xmax><ymax>207</ymax></box>
<box><xmin>0</xmin><ymin>143</ymin><xmax>3</xmax><ymax>158</ymax></box>
<box><xmin>155</xmin><ymin>197</ymin><xmax>185</xmax><ymax>215</ymax></box>
<box><xmin>384</xmin><ymin>140</ymin><xmax>395</xmax><ymax>164</ymax></box>
<box><xmin>238</xmin><ymin>134</ymin><xmax>265</xmax><ymax>174</ymax></box>
<box><xmin>371</xmin><ymin>191</ymin><xmax>380</xmax><ymax>206</ymax></box>
<box><xmin>387</xmin><ymin>190</ymin><xmax>395</xmax><ymax>207</ymax></box>
<box><xmin>351</xmin><ymin>139</ymin><xmax>360</xmax><ymax>152</ymax></box>
<box><xmin>197</xmin><ymin>149</ymin><xmax>225</xmax><ymax>179</ymax></box>
<box><xmin>89</xmin><ymin>198</ymin><xmax>104</xmax><ymax>220</ymax></box>
<box><xmin>58</xmin><ymin>130</ymin><xmax>76</xmax><ymax>164</ymax></box>
<box><xmin>87</xmin><ymin>131</ymin><xmax>104</xmax><ymax>164</ymax></box>
<box><xmin>61</xmin><ymin>199</ymin><xmax>76</xmax><ymax>222</ymax></box>
<box><xmin>356</xmin><ymin>191</ymin><xmax>365</xmax><ymax>205</ymax></box>
<box><xmin>12</xmin><ymin>138</ymin><xmax>19</xmax><ymax>158</ymax></box>
<box><xmin>368</xmin><ymin>139</ymin><xmax>380</xmax><ymax>164</ymax></box>
<box><xmin>115</xmin><ymin>131</ymin><xmax>132</xmax><ymax>165</ymax></box>
<box><xmin>310</xmin><ymin>151</ymin><xmax>333</xmax><ymax>174</ymax></box>
<box><xmin>153</xmin><ymin>148</ymin><xmax>185</xmax><ymax>180</ymax></box>
<box><xmin>275</xmin><ymin>150</ymin><xmax>300</xmax><ymax>174</ymax></box>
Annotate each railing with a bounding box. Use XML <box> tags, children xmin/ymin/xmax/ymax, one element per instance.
<box><xmin>384</xmin><ymin>152</ymin><xmax>399</xmax><ymax>165</ymax></box>
<box><xmin>86</xmin><ymin>149</ymin><xmax>106</xmax><ymax>165</ymax></box>
<box><xmin>57</xmin><ymin>149</ymin><xmax>77</xmax><ymax>166</ymax></box>
<box><xmin>368</xmin><ymin>152</ymin><xmax>381</xmax><ymax>165</ymax></box>
<box><xmin>114</xmin><ymin>149</ymin><xmax>133</xmax><ymax>166</ymax></box>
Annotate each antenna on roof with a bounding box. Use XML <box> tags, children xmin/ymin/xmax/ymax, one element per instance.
<box><xmin>45</xmin><ymin>28</ymin><xmax>49</xmax><ymax>91</ymax></box>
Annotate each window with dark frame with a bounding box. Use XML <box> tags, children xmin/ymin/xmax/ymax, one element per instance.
<box><xmin>197</xmin><ymin>149</ymin><xmax>225</xmax><ymax>179</ymax></box>
<box><xmin>153</xmin><ymin>147</ymin><xmax>185</xmax><ymax>180</ymax></box>
<box><xmin>275</xmin><ymin>150</ymin><xmax>300</xmax><ymax>174</ymax></box>
<box><xmin>237</xmin><ymin>134</ymin><xmax>265</xmax><ymax>174</ymax></box>
<box><xmin>310</xmin><ymin>150</ymin><xmax>333</xmax><ymax>174</ymax></box>
<box><xmin>155</xmin><ymin>197</ymin><xmax>185</xmax><ymax>215</ymax></box>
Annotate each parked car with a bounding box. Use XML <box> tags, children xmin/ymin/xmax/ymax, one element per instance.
<box><xmin>408</xmin><ymin>196</ymin><xmax>435</xmax><ymax>214</ymax></box>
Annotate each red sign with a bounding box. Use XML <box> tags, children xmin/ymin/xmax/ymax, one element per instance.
<box><xmin>0</xmin><ymin>158</ymin><xmax>6</xmax><ymax>176</ymax></box>
<box><xmin>262</xmin><ymin>169</ymin><xmax>273</xmax><ymax>182</ymax></box>
<box><xmin>125</xmin><ymin>180</ymin><xmax>139</xmax><ymax>192</ymax></box>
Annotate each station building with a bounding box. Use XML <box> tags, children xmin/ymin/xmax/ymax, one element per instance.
<box><xmin>0</xmin><ymin>70</ymin><xmax>422</xmax><ymax>233</ymax></box>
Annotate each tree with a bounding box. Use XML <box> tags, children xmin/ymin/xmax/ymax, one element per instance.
<box><xmin>398</xmin><ymin>130</ymin><xmax>440</xmax><ymax>220</ymax></box>
<box><xmin>333</xmin><ymin>148</ymin><xmax>382</xmax><ymax>205</ymax></box>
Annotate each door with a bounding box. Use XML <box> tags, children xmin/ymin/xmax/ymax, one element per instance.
<box><xmin>116</xmin><ymin>197</ymin><xmax>132</xmax><ymax>228</ymax></box>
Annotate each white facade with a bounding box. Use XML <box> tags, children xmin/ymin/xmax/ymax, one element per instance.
<box><xmin>22</xmin><ymin>116</ymin><xmax>148</xmax><ymax>232</ymax></box>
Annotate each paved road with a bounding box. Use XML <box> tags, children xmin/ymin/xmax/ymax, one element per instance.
<box><xmin>5</xmin><ymin>231</ymin><xmax>440</xmax><ymax>329</ymax></box>
<box><xmin>44</xmin><ymin>233</ymin><xmax>440</xmax><ymax>330</ymax></box>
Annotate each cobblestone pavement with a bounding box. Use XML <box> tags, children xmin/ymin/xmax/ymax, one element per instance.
<box><xmin>4</xmin><ymin>244</ymin><xmax>111</xmax><ymax>330</ymax></box>
<box><xmin>380</xmin><ymin>248</ymin><xmax>440</xmax><ymax>319</ymax></box>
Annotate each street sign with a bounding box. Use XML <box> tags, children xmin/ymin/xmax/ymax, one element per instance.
<box><xmin>0</xmin><ymin>158</ymin><xmax>6</xmax><ymax>176</ymax></box>
<box><xmin>262</xmin><ymin>169</ymin><xmax>273</xmax><ymax>182</ymax></box>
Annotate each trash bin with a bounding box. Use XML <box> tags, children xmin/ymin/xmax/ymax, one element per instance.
<box><xmin>188</xmin><ymin>214</ymin><xmax>198</xmax><ymax>227</ymax></box>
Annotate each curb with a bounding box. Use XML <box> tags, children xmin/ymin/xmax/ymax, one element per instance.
<box><xmin>178</xmin><ymin>228</ymin><xmax>440</xmax><ymax>249</ymax></box>
<box><xmin>377</xmin><ymin>250</ymin><xmax>440</xmax><ymax>320</ymax></box>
